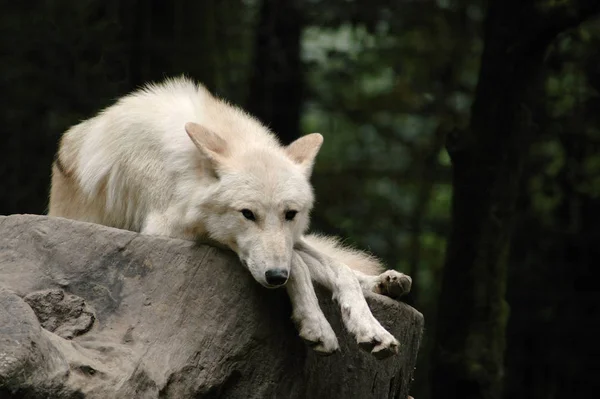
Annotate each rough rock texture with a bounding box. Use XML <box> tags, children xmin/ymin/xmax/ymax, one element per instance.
<box><xmin>0</xmin><ymin>215</ymin><xmax>423</xmax><ymax>399</ymax></box>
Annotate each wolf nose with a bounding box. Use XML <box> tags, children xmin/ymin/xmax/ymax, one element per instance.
<box><xmin>265</xmin><ymin>268</ymin><xmax>289</xmax><ymax>287</ymax></box>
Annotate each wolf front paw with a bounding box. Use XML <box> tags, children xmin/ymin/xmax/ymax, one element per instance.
<box><xmin>297</xmin><ymin>316</ymin><xmax>340</xmax><ymax>356</ymax></box>
<box><xmin>356</xmin><ymin>323</ymin><xmax>399</xmax><ymax>360</ymax></box>
<box><xmin>374</xmin><ymin>270</ymin><xmax>412</xmax><ymax>299</ymax></box>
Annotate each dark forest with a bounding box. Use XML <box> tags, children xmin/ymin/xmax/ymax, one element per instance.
<box><xmin>1</xmin><ymin>1</ymin><xmax>599</xmax><ymax>398</ymax></box>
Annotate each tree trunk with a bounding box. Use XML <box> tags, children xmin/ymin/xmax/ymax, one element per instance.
<box><xmin>430</xmin><ymin>1</ymin><xmax>600</xmax><ymax>398</ymax></box>
<box><xmin>505</xmin><ymin>48</ymin><xmax>600</xmax><ymax>396</ymax></box>
<box><xmin>246</xmin><ymin>0</ymin><xmax>303</xmax><ymax>144</ymax></box>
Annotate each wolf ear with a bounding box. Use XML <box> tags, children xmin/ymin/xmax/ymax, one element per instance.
<box><xmin>285</xmin><ymin>133</ymin><xmax>323</xmax><ymax>176</ymax></box>
<box><xmin>185</xmin><ymin>122</ymin><xmax>229</xmax><ymax>173</ymax></box>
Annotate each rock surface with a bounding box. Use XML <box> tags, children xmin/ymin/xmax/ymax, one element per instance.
<box><xmin>0</xmin><ymin>215</ymin><xmax>423</xmax><ymax>399</ymax></box>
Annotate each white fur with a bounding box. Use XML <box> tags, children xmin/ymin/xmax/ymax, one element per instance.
<box><xmin>49</xmin><ymin>77</ymin><xmax>411</xmax><ymax>357</ymax></box>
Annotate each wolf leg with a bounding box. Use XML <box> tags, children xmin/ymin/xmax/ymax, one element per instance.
<box><xmin>141</xmin><ymin>211</ymin><xmax>177</xmax><ymax>236</ymax></box>
<box><xmin>140</xmin><ymin>210</ymin><xmax>193</xmax><ymax>240</ymax></box>
<box><xmin>303</xmin><ymin>234</ymin><xmax>412</xmax><ymax>299</ymax></box>
<box><xmin>353</xmin><ymin>270</ymin><xmax>412</xmax><ymax>299</ymax></box>
<box><xmin>295</xmin><ymin>239</ymin><xmax>399</xmax><ymax>359</ymax></box>
<box><xmin>287</xmin><ymin>253</ymin><xmax>339</xmax><ymax>355</ymax></box>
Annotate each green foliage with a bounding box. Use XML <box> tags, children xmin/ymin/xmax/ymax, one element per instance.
<box><xmin>303</xmin><ymin>2</ymin><xmax>483</xmax><ymax>283</ymax></box>
<box><xmin>530</xmin><ymin>21</ymin><xmax>600</xmax><ymax>225</ymax></box>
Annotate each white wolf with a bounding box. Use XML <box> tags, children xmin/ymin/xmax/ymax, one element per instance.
<box><xmin>49</xmin><ymin>77</ymin><xmax>412</xmax><ymax>358</ymax></box>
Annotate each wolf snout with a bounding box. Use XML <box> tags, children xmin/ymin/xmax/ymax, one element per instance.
<box><xmin>264</xmin><ymin>268</ymin><xmax>289</xmax><ymax>287</ymax></box>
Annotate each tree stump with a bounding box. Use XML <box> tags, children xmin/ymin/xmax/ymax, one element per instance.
<box><xmin>0</xmin><ymin>215</ymin><xmax>423</xmax><ymax>398</ymax></box>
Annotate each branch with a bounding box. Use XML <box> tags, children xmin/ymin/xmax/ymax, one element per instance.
<box><xmin>528</xmin><ymin>0</ymin><xmax>600</xmax><ymax>50</ymax></box>
<box><xmin>541</xmin><ymin>0</ymin><xmax>600</xmax><ymax>34</ymax></box>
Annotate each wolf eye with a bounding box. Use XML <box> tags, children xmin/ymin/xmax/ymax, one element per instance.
<box><xmin>285</xmin><ymin>210</ymin><xmax>298</xmax><ymax>221</ymax></box>
<box><xmin>241</xmin><ymin>209</ymin><xmax>256</xmax><ymax>221</ymax></box>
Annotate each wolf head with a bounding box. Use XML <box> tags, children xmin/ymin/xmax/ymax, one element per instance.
<box><xmin>184</xmin><ymin>122</ymin><xmax>323</xmax><ymax>288</ymax></box>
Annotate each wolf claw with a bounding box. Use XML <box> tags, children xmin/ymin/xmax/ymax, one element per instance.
<box><xmin>375</xmin><ymin>270</ymin><xmax>412</xmax><ymax>299</ymax></box>
<box><xmin>371</xmin><ymin>341</ymin><xmax>399</xmax><ymax>360</ymax></box>
<box><xmin>304</xmin><ymin>338</ymin><xmax>339</xmax><ymax>356</ymax></box>
<box><xmin>356</xmin><ymin>324</ymin><xmax>399</xmax><ymax>359</ymax></box>
<box><xmin>297</xmin><ymin>317</ymin><xmax>340</xmax><ymax>355</ymax></box>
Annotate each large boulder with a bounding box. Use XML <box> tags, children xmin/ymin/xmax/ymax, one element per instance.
<box><xmin>0</xmin><ymin>215</ymin><xmax>423</xmax><ymax>398</ymax></box>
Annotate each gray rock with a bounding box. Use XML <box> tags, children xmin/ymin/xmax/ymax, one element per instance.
<box><xmin>24</xmin><ymin>288</ymin><xmax>95</xmax><ymax>340</ymax></box>
<box><xmin>0</xmin><ymin>215</ymin><xmax>423</xmax><ymax>399</ymax></box>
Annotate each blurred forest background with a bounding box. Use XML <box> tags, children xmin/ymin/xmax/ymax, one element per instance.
<box><xmin>1</xmin><ymin>0</ymin><xmax>599</xmax><ymax>398</ymax></box>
